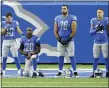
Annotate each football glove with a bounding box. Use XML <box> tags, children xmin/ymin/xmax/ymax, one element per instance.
<box><xmin>96</xmin><ymin>24</ymin><xmax>104</xmax><ymax>32</ymax></box>
<box><xmin>64</xmin><ymin>37</ymin><xmax>72</xmax><ymax>45</ymax></box>
<box><xmin>56</xmin><ymin>37</ymin><xmax>65</xmax><ymax>45</ymax></box>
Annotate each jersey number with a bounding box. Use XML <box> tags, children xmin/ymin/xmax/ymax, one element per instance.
<box><xmin>25</xmin><ymin>43</ymin><xmax>34</xmax><ymax>51</ymax></box>
<box><xmin>6</xmin><ymin>28</ymin><xmax>14</xmax><ymax>36</ymax></box>
<box><xmin>60</xmin><ymin>21</ymin><xmax>68</xmax><ymax>30</ymax></box>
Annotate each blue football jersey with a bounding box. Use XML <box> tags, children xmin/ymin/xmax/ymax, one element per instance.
<box><xmin>21</xmin><ymin>35</ymin><xmax>40</xmax><ymax>53</ymax></box>
<box><xmin>2</xmin><ymin>20</ymin><xmax>19</xmax><ymax>40</ymax></box>
<box><xmin>55</xmin><ymin>15</ymin><xmax>77</xmax><ymax>40</ymax></box>
<box><xmin>90</xmin><ymin>17</ymin><xmax>108</xmax><ymax>44</ymax></box>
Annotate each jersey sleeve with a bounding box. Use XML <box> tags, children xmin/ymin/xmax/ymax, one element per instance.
<box><xmin>36</xmin><ymin>37</ymin><xmax>40</xmax><ymax>44</ymax></box>
<box><xmin>90</xmin><ymin>18</ymin><xmax>94</xmax><ymax>25</ymax></box>
<box><xmin>105</xmin><ymin>17</ymin><xmax>109</xmax><ymax>24</ymax></box>
<box><xmin>72</xmin><ymin>15</ymin><xmax>77</xmax><ymax>22</ymax></box>
<box><xmin>1</xmin><ymin>21</ymin><xmax>5</xmax><ymax>29</ymax></box>
<box><xmin>54</xmin><ymin>16</ymin><xmax>58</xmax><ymax>24</ymax></box>
<box><xmin>16</xmin><ymin>21</ymin><xmax>19</xmax><ymax>26</ymax></box>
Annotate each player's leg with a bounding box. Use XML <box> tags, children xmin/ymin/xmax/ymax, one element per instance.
<box><xmin>66</xmin><ymin>41</ymin><xmax>78</xmax><ymax>77</ymax></box>
<box><xmin>101</xmin><ymin>42</ymin><xmax>109</xmax><ymax>78</ymax></box>
<box><xmin>56</xmin><ymin>41</ymin><xmax>65</xmax><ymax>76</ymax></box>
<box><xmin>2</xmin><ymin>40</ymin><xmax>10</xmax><ymax>76</ymax></box>
<box><xmin>91</xmin><ymin>43</ymin><xmax>100</xmax><ymax>78</ymax></box>
<box><xmin>31</xmin><ymin>55</ymin><xmax>44</xmax><ymax>78</ymax></box>
<box><xmin>24</xmin><ymin>59</ymin><xmax>32</xmax><ymax>77</ymax></box>
<box><xmin>10</xmin><ymin>41</ymin><xmax>21</xmax><ymax>75</ymax></box>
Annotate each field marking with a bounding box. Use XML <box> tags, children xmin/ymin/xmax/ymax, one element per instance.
<box><xmin>2</xmin><ymin>86</ymin><xmax>108</xmax><ymax>87</ymax></box>
<box><xmin>6</xmin><ymin>68</ymin><xmax>105</xmax><ymax>70</ymax></box>
<box><xmin>3</xmin><ymin>82</ymin><xmax>108</xmax><ymax>84</ymax></box>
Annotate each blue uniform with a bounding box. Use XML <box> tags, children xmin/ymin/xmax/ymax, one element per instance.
<box><xmin>2</xmin><ymin>20</ymin><xmax>19</xmax><ymax>40</ymax></box>
<box><xmin>21</xmin><ymin>35</ymin><xmax>40</xmax><ymax>53</ymax></box>
<box><xmin>90</xmin><ymin>17</ymin><xmax>108</xmax><ymax>44</ymax></box>
<box><xmin>55</xmin><ymin>15</ymin><xmax>77</xmax><ymax>40</ymax></box>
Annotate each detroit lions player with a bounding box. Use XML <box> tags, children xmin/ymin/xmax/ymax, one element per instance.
<box><xmin>90</xmin><ymin>9</ymin><xmax>109</xmax><ymax>78</ymax></box>
<box><xmin>19</xmin><ymin>27</ymin><xmax>44</xmax><ymax>78</ymax></box>
<box><xmin>54</xmin><ymin>5</ymin><xmax>78</xmax><ymax>77</ymax></box>
<box><xmin>1</xmin><ymin>13</ymin><xmax>24</xmax><ymax>76</ymax></box>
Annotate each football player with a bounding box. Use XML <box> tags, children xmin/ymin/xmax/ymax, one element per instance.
<box><xmin>1</xmin><ymin>12</ymin><xmax>24</xmax><ymax>76</ymax></box>
<box><xmin>54</xmin><ymin>5</ymin><xmax>78</xmax><ymax>77</ymax></box>
<box><xmin>19</xmin><ymin>27</ymin><xmax>44</xmax><ymax>78</ymax></box>
<box><xmin>90</xmin><ymin>9</ymin><xmax>109</xmax><ymax>78</ymax></box>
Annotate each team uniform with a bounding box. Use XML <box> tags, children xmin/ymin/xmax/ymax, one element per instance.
<box><xmin>90</xmin><ymin>17</ymin><xmax>109</xmax><ymax>77</ymax></box>
<box><xmin>55</xmin><ymin>15</ymin><xmax>78</xmax><ymax>77</ymax></box>
<box><xmin>1</xmin><ymin>20</ymin><xmax>21</xmax><ymax>76</ymax></box>
<box><xmin>20</xmin><ymin>35</ymin><xmax>43</xmax><ymax>77</ymax></box>
<box><xmin>55</xmin><ymin>15</ymin><xmax>76</xmax><ymax>57</ymax></box>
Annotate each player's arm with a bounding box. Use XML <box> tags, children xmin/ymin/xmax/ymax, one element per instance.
<box><xmin>70</xmin><ymin>21</ymin><xmax>77</xmax><ymax>38</ymax></box>
<box><xmin>16</xmin><ymin>26</ymin><xmax>24</xmax><ymax>36</ymax></box>
<box><xmin>19</xmin><ymin>43</ymin><xmax>28</xmax><ymax>56</ymax></box>
<box><xmin>89</xmin><ymin>18</ymin><xmax>97</xmax><ymax>36</ymax></box>
<box><xmin>64</xmin><ymin>20</ymin><xmax>77</xmax><ymax>45</ymax></box>
<box><xmin>54</xmin><ymin>22</ymin><xmax>62</xmax><ymax>42</ymax></box>
<box><xmin>16</xmin><ymin>21</ymin><xmax>24</xmax><ymax>36</ymax></box>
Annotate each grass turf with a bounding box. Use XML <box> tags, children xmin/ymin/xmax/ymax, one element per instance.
<box><xmin>2</xmin><ymin>78</ymin><xmax>108</xmax><ymax>87</ymax></box>
<box><xmin>5</xmin><ymin>63</ymin><xmax>105</xmax><ymax>69</ymax></box>
<box><xmin>1</xmin><ymin>64</ymin><xmax>108</xmax><ymax>87</ymax></box>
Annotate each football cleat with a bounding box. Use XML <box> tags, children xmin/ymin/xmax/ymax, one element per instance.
<box><xmin>38</xmin><ymin>70</ymin><xmax>44</xmax><ymax>77</ymax></box>
<box><xmin>32</xmin><ymin>72</ymin><xmax>37</xmax><ymax>78</ymax></box>
<box><xmin>106</xmin><ymin>72</ymin><xmax>109</xmax><ymax>78</ymax></box>
<box><xmin>56</xmin><ymin>72</ymin><xmax>62</xmax><ymax>77</ymax></box>
<box><xmin>73</xmin><ymin>71</ymin><xmax>79</xmax><ymax>78</ymax></box>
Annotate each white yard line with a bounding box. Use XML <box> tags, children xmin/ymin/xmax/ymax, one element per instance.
<box><xmin>3</xmin><ymin>82</ymin><xmax>108</xmax><ymax>84</ymax></box>
<box><xmin>2</xmin><ymin>86</ymin><xmax>108</xmax><ymax>87</ymax></box>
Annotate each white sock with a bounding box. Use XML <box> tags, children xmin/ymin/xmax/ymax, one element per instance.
<box><xmin>59</xmin><ymin>70</ymin><xmax>63</xmax><ymax>73</ymax></box>
<box><xmin>3</xmin><ymin>70</ymin><xmax>5</xmax><ymax>75</ymax></box>
<box><xmin>25</xmin><ymin>60</ymin><xmax>31</xmax><ymax>72</ymax></box>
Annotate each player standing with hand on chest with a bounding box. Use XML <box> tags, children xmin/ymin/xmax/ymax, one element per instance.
<box><xmin>54</xmin><ymin>5</ymin><xmax>78</xmax><ymax>77</ymax></box>
<box><xmin>1</xmin><ymin>13</ymin><xmax>24</xmax><ymax>76</ymax></box>
<box><xmin>90</xmin><ymin>9</ymin><xmax>109</xmax><ymax>78</ymax></box>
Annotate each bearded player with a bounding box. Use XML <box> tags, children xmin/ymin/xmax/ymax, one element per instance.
<box><xmin>54</xmin><ymin>5</ymin><xmax>78</xmax><ymax>77</ymax></box>
<box><xmin>90</xmin><ymin>9</ymin><xmax>109</xmax><ymax>78</ymax></box>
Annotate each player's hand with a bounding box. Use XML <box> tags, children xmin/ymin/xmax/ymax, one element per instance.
<box><xmin>64</xmin><ymin>37</ymin><xmax>72</xmax><ymax>45</ymax></box>
<box><xmin>96</xmin><ymin>24</ymin><xmax>104</xmax><ymax>32</ymax></box>
<box><xmin>26</xmin><ymin>53</ymin><xmax>31</xmax><ymax>60</ymax></box>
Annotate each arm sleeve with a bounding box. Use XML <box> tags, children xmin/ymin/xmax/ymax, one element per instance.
<box><xmin>1</xmin><ymin>22</ymin><xmax>5</xmax><ymax>29</ymax></box>
<box><xmin>89</xmin><ymin>19</ymin><xmax>96</xmax><ymax>36</ymax></box>
<box><xmin>35</xmin><ymin>37</ymin><xmax>40</xmax><ymax>47</ymax></box>
<box><xmin>54</xmin><ymin>16</ymin><xmax>58</xmax><ymax>24</ymax></box>
<box><xmin>16</xmin><ymin>21</ymin><xmax>19</xmax><ymax>26</ymax></box>
<box><xmin>72</xmin><ymin>15</ymin><xmax>77</xmax><ymax>22</ymax></box>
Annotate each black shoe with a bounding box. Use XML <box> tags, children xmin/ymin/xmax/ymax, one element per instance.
<box><xmin>74</xmin><ymin>71</ymin><xmax>79</xmax><ymax>78</ymax></box>
<box><xmin>38</xmin><ymin>71</ymin><xmax>44</xmax><ymax>77</ymax></box>
<box><xmin>106</xmin><ymin>72</ymin><xmax>109</xmax><ymax>78</ymax></box>
<box><xmin>90</xmin><ymin>74</ymin><xmax>94</xmax><ymax>78</ymax></box>
<box><xmin>56</xmin><ymin>72</ymin><xmax>62</xmax><ymax>76</ymax></box>
<box><xmin>32</xmin><ymin>72</ymin><xmax>37</xmax><ymax>78</ymax></box>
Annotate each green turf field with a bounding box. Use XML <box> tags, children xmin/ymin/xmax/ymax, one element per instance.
<box><xmin>1</xmin><ymin>64</ymin><xmax>108</xmax><ymax>87</ymax></box>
